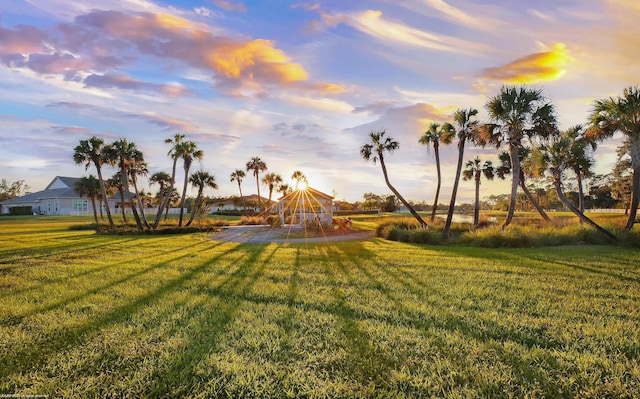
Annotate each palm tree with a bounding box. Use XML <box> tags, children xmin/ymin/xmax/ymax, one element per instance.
<box><xmin>291</xmin><ymin>170</ymin><xmax>308</xmax><ymax>189</ymax></box>
<box><xmin>186</xmin><ymin>170</ymin><xmax>218</xmax><ymax>226</ymax></box>
<box><xmin>73</xmin><ymin>136</ymin><xmax>115</xmax><ymax>226</ymax></box>
<box><xmin>246</xmin><ymin>156</ymin><xmax>267</xmax><ymax>212</ymax></box>
<box><xmin>462</xmin><ymin>157</ymin><xmax>495</xmax><ymax>227</ymax></box>
<box><xmin>560</xmin><ymin>125</ymin><xmax>596</xmax><ymax>216</ymax></box>
<box><xmin>534</xmin><ymin>135</ymin><xmax>616</xmax><ymax>242</ymax></box>
<box><xmin>419</xmin><ymin>122</ymin><xmax>455</xmax><ymax>221</ymax></box>
<box><xmin>149</xmin><ymin>171</ymin><xmax>171</xmax><ymax>217</ymax></box>
<box><xmin>153</xmin><ymin>133</ymin><xmax>186</xmax><ymax>229</ymax></box>
<box><xmin>176</xmin><ymin>140</ymin><xmax>204</xmax><ymax>227</ymax></box>
<box><xmin>360</xmin><ymin>129</ymin><xmax>428</xmax><ymax>228</ymax></box>
<box><xmin>107</xmin><ymin>173</ymin><xmax>127</xmax><ymax>223</ymax></box>
<box><xmin>75</xmin><ymin>175</ymin><xmax>101</xmax><ymax>223</ymax></box>
<box><xmin>262</xmin><ymin>172</ymin><xmax>283</xmax><ymax>206</ymax></box>
<box><xmin>517</xmin><ymin>147</ymin><xmax>552</xmax><ymax>222</ymax></box>
<box><xmin>483</xmin><ymin>85</ymin><xmax>558</xmax><ymax>229</ymax></box>
<box><xmin>587</xmin><ymin>85</ymin><xmax>640</xmax><ymax>231</ymax></box>
<box><xmin>103</xmin><ymin>138</ymin><xmax>144</xmax><ymax>230</ymax></box>
<box><xmin>278</xmin><ymin>183</ymin><xmax>292</xmax><ymax>197</ymax></box>
<box><xmin>442</xmin><ymin>108</ymin><xmax>482</xmax><ymax>238</ymax></box>
<box><xmin>230</xmin><ymin>169</ymin><xmax>247</xmax><ymax>213</ymax></box>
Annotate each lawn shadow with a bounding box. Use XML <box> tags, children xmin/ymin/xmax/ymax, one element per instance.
<box><xmin>0</xmin><ymin>240</ymin><xmax>253</xmax><ymax>384</ymax></box>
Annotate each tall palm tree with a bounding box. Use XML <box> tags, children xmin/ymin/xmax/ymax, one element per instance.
<box><xmin>153</xmin><ymin>133</ymin><xmax>186</xmax><ymax>229</ymax></box>
<box><xmin>73</xmin><ymin>136</ymin><xmax>115</xmax><ymax>226</ymax></box>
<box><xmin>483</xmin><ymin>85</ymin><xmax>558</xmax><ymax>229</ymax></box>
<box><xmin>262</xmin><ymin>172</ymin><xmax>283</xmax><ymax>206</ymax></box>
<box><xmin>75</xmin><ymin>175</ymin><xmax>101</xmax><ymax>224</ymax></box>
<box><xmin>230</xmin><ymin>169</ymin><xmax>247</xmax><ymax>213</ymax></box>
<box><xmin>291</xmin><ymin>170</ymin><xmax>308</xmax><ymax>189</ymax></box>
<box><xmin>442</xmin><ymin>108</ymin><xmax>482</xmax><ymax>238</ymax></box>
<box><xmin>186</xmin><ymin>170</ymin><xmax>218</xmax><ymax>226</ymax></box>
<box><xmin>419</xmin><ymin>122</ymin><xmax>455</xmax><ymax>221</ymax></box>
<box><xmin>103</xmin><ymin>138</ymin><xmax>144</xmax><ymax>230</ymax></box>
<box><xmin>360</xmin><ymin>129</ymin><xmax>428</xmax><ymax>228</ymax></box>
<box><xmin>534</xmin><ymin>135</ymin><xmax>616</xmax><ymax>242</ymax></box>
<box><xmin>462</xmin><ymin>157</ymin><xmax>495</xmax><ymax>227</ymax></box>
<box><xmin>176</xmin><ymin>140</ymin><xmax>203</xmax><ymax>227</ymax></box>
<box><xmin>246</xmin><ymin>156</ymin><xmax>267</xmax><ymax>212</ymax></box>
<box><xmin>587</xmin><ymin>85</ymin><xmax>640</xmax><ymax>231</ymax></box>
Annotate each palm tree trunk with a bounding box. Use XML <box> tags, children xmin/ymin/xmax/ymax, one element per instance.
<box><xmin>623</xmin><ymin>167</ymin><xmax>640</xmax><ymax>231</ymax></box>
<box><xmin>122</xmin><ymin>168</ymin><xmax>143</xmax><ymax>230</ymax></box>
<box><xmin>431</xmin><ymin>145</ymin><xmax>442</xmax><ymax>222</ymax></box>
<box><xmin>379</xmin><ymin>156</ymin><xmax>428</xmax><ymax>228</ymax></box>
<box><xmin>255</xmin><ymin>175</ymin><xmax>262</xmax><ymax>212</ymax></box>
<box><xmin>554</xmin><ymin>178</ymin><xmax>616</xmax><ymax>242</ymax></box>
<box><xmin>178</xmin><ymin>168</ymin><xmax>189</xmax><ymax>227</ymax></box>
<box><xmin>473</xmin><ymin>171</ymin><xmax>480</xmax><ymax>227</ymax></box>
<box><xmin>576</xmin><ymin>171</ymin><xmax>585</xmax><ymax>224</ymax></box>
<box><xmin>576</xmin><ymin>171</ymin><xmax>585</xmax><ymax>215</ymax></box>
<box><xmin>90</xmin><ymin>196</ymin><xmax>99</xmax><ymax>224</ymax></box>
<box><xmin>132</xmin><ymin>177</ymin><xmax>150</xmax><ymax>229</ymax></box>
<box><xmin>154</xmin><ymin>158</ymin><xmax>178</xmax><ymax>229</ymax></box>
<box><xmin>186</xmin><ymin>189</ymin><xmax>203</xmax><ymax>226</ymax></box>
<box><xmin>98</xmin><ymin>198</ymin><xmax>104</xmax><ymax>220</ymax></box>
<box><xmin>238</xmin><ymin>183</ymin><xmax>246</xmax><ymax>215</ymax></box>
<box><xmin>520</xmin><ymin>178</ymin><xmax>551</xmax><ymax>222</ymax></box>
<box><xmin>96</xmin><ymin>167</ymin><xmax>115</xmax><ymax>226</ymax></box>
<box><xmin>442</xmin><ymin>138</ymin><xmax>466</xmax><ymax>238</ymax></box>
<box><xmin>118</xmin><ymin>189</ymin><xmax>127</xmax><ymax>223</ymax></box>
<box><xmin>501</xmin><ymin>143</ymin><xmax>520</xmax><ymax>230</ymax></box>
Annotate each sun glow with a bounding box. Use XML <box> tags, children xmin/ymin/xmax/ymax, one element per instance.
<box><xmin>297</xmin><ymin>180</ymin><xmax>309</xmax><ymax>191</ymax></box>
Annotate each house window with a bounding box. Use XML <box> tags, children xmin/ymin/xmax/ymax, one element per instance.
<box><xmin>72</xmin><ymin>200</ymin><xmax>88</xmax><ymax>213</ymax></box>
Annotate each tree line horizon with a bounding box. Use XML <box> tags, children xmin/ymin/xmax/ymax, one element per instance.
<box><xmin>361</xmin><ymin>84</ymin><xmax>639</xmax><ymax>242</ymax></box>
<box><xmin>4</xmin><ymin>84</ymin><xmax>637</xmax><ymax>241</ymax></box>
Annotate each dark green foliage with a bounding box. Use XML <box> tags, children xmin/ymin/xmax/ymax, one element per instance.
<box><xmin>8</xmin><ymin>206</ymin><xmax>32</xmax><ymax>215</ymax></box>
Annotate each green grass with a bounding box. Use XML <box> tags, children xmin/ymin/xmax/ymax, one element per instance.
<box><xmin>1</xmin><ymin>217</ymin><xmax>639</xmax><ymax>397</ymax></box>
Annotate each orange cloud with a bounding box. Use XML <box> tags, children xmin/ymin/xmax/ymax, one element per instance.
<box><xmin>480</xmin><ymin>43</ymin><xmax>572</xmax><ymax>84</ymax></box>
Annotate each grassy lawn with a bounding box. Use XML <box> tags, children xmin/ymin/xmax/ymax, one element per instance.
<box><xmin>1</xmin><ymin>216</ymin><xmax>639</xmax><ymax>397</ymax></box>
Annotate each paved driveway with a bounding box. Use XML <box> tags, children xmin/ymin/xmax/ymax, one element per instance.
<box><xmin>209</xmin><ymin>225</ymin><xmax>374</xmax><ymax>244</ymax></box>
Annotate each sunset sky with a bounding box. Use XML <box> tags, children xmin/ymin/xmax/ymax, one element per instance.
<box><xmin>1</xmin><ymin>0</ymin><xmax>638</xmax><ymax>203</ymax></box>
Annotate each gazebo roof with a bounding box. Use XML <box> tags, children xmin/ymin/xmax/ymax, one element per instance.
<box><xmin>277</xmin><ymin>187</ymin><xmax>333</xmax><ymax>202</ymax></box>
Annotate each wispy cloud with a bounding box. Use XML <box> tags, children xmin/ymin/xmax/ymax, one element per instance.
<box><xmin>213</xmin><ymin>0</ymin><xmax>247</xmax><ymax>13</ymax></box>
<box><xmin>346</xmin><ymin>10</ymin><xmax>492</xmax><ymax>55</ymax></box>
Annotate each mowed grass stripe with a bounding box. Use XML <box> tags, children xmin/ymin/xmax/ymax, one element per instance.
<box><xmin>0</xmin><ymin>217</ymin><xmax>639</xmax><ymax>397</ymax></box>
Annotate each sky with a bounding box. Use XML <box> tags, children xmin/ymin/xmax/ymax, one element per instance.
<box><xmin>0</xmin><ymin>0</ymin><xmax>638</xmax><ymax>203</ymax></box>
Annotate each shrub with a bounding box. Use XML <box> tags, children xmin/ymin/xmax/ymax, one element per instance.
<box><xmin>266</xmin><ymin>215</ymin><xmax>282</xmax><ymax>227</ymax></box>
<box><xmin>304</xmin><ymin>218</ymin><xmax>330</xmax><ymax>232</ymax></box>
<box><xmin>240</xmin><ymin>216</ymin><xmax>265</xmax><ymax>225</ymax></box>
<box><xmin>9</xmin><ymin>206</ymin><xmax>32</xmax><ymax>215</ymax></box>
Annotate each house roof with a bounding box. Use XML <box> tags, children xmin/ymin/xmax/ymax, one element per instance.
<box><xmin>1</xmin><ymin>176</ymin><xmax>82</xmax><ymax>205</ymax></box>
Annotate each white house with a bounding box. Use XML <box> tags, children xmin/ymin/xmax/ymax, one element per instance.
<box><xmin>215</xmin><ymin>194</ymin><xmax>273</xmax><ymax>212</ymax></box>
<box><xmin>274</xmin><ymin>187</ymin><xmax>333</xmax><ymax>226</ymax></box>
<box><xmin>0</xmin><ymin>176</ymin><xmax>118</xmax><ymax>215</ymax></box>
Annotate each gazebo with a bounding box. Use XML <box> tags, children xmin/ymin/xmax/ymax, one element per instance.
<box><xmin>274</xmin><ymin>187</ymin><xmax>333</xmax><ymax>226</ymax></box>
